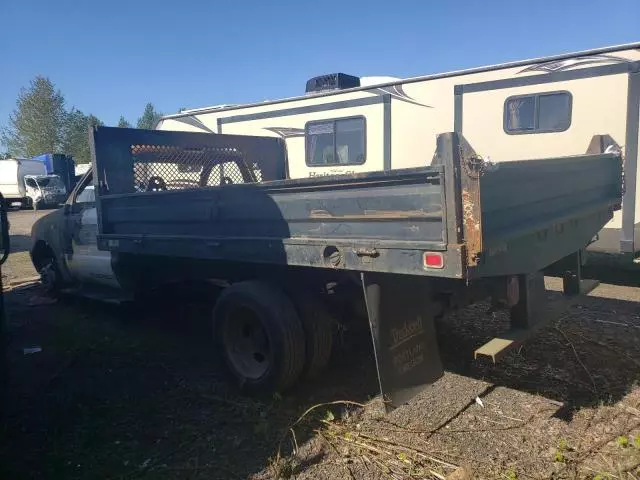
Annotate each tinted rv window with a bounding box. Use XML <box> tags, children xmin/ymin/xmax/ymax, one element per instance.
<box><xmin>504</xmin><ymin>92</ymin><xmax>571</xmax><ymax>134</ymax></box>
<box><xmin>306</xmin><ymin>117</ymin><xmax>366</xmax><ymax>166</ymax></box>
<box><xmin>538</xmin><ymin>93</ymin><xmax>572</xmax><ymax>131</ymax></box>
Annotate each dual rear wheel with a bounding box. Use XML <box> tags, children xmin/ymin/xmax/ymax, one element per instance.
<box><xmin>213</xmin><ymin>281</ymin><xmax>334</xmax><ymax>394</ymax></box>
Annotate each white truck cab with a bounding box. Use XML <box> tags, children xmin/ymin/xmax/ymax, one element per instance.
<box><xmin>30</xmin><ymin>172</ymin><xmax>120</xmax><ymax>294</ymax></box>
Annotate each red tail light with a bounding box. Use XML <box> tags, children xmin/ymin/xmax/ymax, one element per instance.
<box><xmin>423</xmin><ymin>252</ymin><xmax>444</xmax><ymax>269</ymax></box>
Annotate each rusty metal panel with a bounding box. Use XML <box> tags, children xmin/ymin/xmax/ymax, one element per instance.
<box><xmin>458</xmin><ymin>137</ymin><xmax>484</xmax><ymax>267</ymax></box>
<box><xmin>432</xmin><ymin>133</ymin><xmax>484</xmax><ymax>269</ymax></box>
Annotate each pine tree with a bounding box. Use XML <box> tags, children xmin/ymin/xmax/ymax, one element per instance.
<box><xmin>62</xmin><ymin>109</ymin><xmax>104</xmax><ymax>164</ymax></box>
<box><xmin>1</xmin><ymin>76</ymin><xmax>66</xmax><ymax>157</ymax></box>
<box><xmin>136</xmin><ymin>103</ymin><xmax>162</xmax><ymax>130</ymax></box>
<box><xmin>117</xmin><ymin>116</ymin><xmax>131</xmax><ymax>128</ymax></box>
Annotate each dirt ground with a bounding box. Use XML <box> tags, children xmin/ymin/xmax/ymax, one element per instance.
<box><xmin>1</xmin><ymin>209</ymin><xmax>49</xmax><ymax>284</ymax></box>
<box><xmin>0</xmin><ymin>211</ymin><xmax>639</xmax><ymax>479</ymax></box>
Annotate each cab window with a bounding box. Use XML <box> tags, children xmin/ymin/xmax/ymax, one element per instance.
<box><xmin>72</xmin><ymin>173</ymin><xmax>96</xmax><ymax>209</ymax></box>
<box><xmin>75</xmin><ymin>185</ymin><xmax>95</xmax><ymax>204</ymax></box>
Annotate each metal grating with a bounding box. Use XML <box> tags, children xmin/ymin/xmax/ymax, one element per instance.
<box><xmin>131</xmin><ymin>144</ymin><xmax>262</xmax><ymax>192</ymax></box>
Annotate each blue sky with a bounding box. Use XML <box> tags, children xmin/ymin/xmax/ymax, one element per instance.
<box><xmin>1</xmin><ymin>0</ymin><xmax>639</xmax><ymax>138</ymax></box>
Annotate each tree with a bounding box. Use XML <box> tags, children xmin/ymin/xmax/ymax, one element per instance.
<box><xmin>62</xmin><ymin>109</ymin><xmax>103</xmax><ymax>164</ymax></box>
<box><xmin>1</xmin><ymin>76</ymin><xmax>66</xmax><ymax>157</ymax></box>
<box><xmin>136</xmin><ymin>103</ymin><xmax>162</xmax><ymax>130</ymax></box>
<box><xmin>117</xmin><ymin>116</ymin><xmax>131</xmax><ymax>128</ymax></box>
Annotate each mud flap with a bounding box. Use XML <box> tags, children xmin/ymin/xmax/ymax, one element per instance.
<box><xmin>361</xmin><ymin>272</ymin><xmax>444</xmax><ymax>411</ymax></box>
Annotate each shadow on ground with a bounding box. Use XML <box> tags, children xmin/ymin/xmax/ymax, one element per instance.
<box><xmin>0</xmin><ymin>285</ymin><xmax>377</xmax><ymax>480</ymax></box>
<box><xmin>437</xmin><ymin>285</ymin><xmax>640</xmax><ymax>420</ymax></box>
<box><xmin>0</xmin><ymin>277</ymin><xmax>638</xmax><ymax>479</ymax></box>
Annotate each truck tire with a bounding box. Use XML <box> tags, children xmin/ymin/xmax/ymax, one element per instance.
<box><xmin>213</xmin><ymin>281</ymin><xmax>305</xmax><ymax>394</ymax></box>
<box><xmin>31</xmin><ymin>243</ymin><xmax>63</xmax><ymax>295</ymax></box>
<box><xmin>294</xmin><ymin>295</ymin><xmax>334</xmax><ymax>379</ymax></box>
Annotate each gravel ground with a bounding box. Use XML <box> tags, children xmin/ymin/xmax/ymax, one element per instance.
<box><xmin>0</xmin><ymin>212</ymin><xmax>638</xmax><ymax>479</ymax></box>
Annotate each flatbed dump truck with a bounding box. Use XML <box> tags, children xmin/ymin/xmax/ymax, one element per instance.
<box><xmin>32</xmin><ymin>126</ymin><xmax>623</xmax><ymax>408</ymax></box>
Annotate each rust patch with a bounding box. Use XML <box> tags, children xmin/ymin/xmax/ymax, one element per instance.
<box><xmin>461</xmin><ymin>188</ymin><xmax>482</xmax><ymax>267</ymax></box>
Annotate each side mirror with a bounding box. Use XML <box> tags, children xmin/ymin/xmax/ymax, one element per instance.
<box><xmin>63</xmin><ymin>204</ymin><xmax>71</xmax><ymax>216</ymax></box>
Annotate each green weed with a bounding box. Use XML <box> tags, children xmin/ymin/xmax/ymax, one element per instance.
<box><xmin>616</xmin><ymin>435</ymin><xmax>629</xmax><ymax>448</ymax></box>
<box><xmin>505</xmin><ymin>468</ymin><xmax>518</xmax><ymax>479</ymax></box>
<box><xmin>554</xmin><ymin>438</ymin><xmax>569</xmax><ymax>463</ymax></box>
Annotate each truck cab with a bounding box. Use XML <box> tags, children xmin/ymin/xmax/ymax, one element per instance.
<box><xmin>30</xmin><ymin>171</ymin><xmax>120</xmax><ymax>294</ymax></box>
<box><xmin>24</xmin><ymin>174</ymin><xmax>68</xmax><ymax>209</ymax></box>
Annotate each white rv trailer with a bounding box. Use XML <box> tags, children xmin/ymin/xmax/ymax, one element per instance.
<box><xmin>156</xmin><ymin>42</ymin><xmax>640</xmax><ymax>260</ymax></box>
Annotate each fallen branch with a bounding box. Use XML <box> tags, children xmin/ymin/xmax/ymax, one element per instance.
<box><xmin>272</xmin><ymin>399</ymin><xmax>367</xmax><ymax>477</ymax></box>
<box><xmin>328</xmin><ymin>426</ymin><xmax>457</xmax><ymax>479</ymax></box>
<box><xmin>569</xmin><ymin>330</ymin><xmax>640</xmax><ymax>370</ymax></box>
<box><xmin>357</xmin><ymin>432</ymin><xmax>458</xmax><ymax>470</ymax></box>
<box><xmin>555</xmin><ymin>326</ymin><xmax>598</xmax><ymax>394</ymax></box>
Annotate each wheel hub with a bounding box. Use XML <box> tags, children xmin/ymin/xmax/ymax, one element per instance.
<box><xmin>223</xmin><ymin>307</ymin><xmax>270</xmax><ymax>380</ymax></box>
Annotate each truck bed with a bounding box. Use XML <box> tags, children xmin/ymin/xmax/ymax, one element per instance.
<box><xmin>91</xmin><ymin>127</ymin><xmax>622</xmax><ymax>280</ymax></box>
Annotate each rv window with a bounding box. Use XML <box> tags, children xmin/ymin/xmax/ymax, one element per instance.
<box><xmin>204</xmin><ymin>161</ymin><xmax>251</xmax><ymax>186</ymax></box>
<box><xmin>538</xmin><ymin>93</ymin><xmax>572</xmax><ymax>131</ymax></box>
<box><xmin>25</xmin><ymin>178</ymin><xmax>37</xmax><ymax>188</ymax></box>
<box><xmin>504</xmin><ymin>92</ymin><xmax>571</xmax><ymax>134</ymax></box>
<box><xmin>305</xmin><ymin>117</ymin><xmax>366</xmax><ymax>166</ymax></box>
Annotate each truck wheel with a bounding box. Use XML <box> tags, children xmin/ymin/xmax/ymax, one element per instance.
<box><xmin>294</xmin><ymin>295</ymin><xmax>334</xmax><ymax>378</ymax></box>
<box><xmin>213</xmin><ymin>281</ymin><xmax>305</xmax><ymax>394</ymax></box>
<box><xmin>32</xmin><ymin>244</ymin><xmax>63</xmax><ymax>295</ymax></box>
<box><xmin>39</xmin><ymin>259</ymin><xmax>61</xmax><ymax>295</ymax></box>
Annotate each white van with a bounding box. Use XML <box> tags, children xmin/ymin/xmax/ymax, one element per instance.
<box><xmin>0</xmin><ymin>159</ymin><xmax>67</xmax><ymax>208</ymax></box>
<box><xmin>0</xmin><ymin>159</ymin><xmax>47</xmax><ymax>206</ymax></box>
